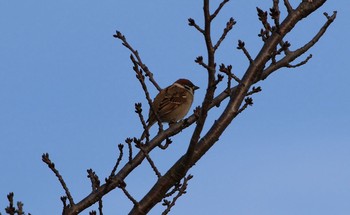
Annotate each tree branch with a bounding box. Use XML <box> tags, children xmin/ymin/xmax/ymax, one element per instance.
<box><xmin>283</xmin><ymin>0</ymin><xmax>293</xmax><ymax>13</ymax></box>
<box><xmin>128</xmin><ymin>1</ymin><xmax>334</xmax><ymax>214</ymax></box>
<box><xmin>42</xmin><ymin>153</ymin><xmax>74</xmax><ymax>207</ymax></box>
<box><xmin>59</xmin><ymin>1</ymin><xmax>335</xmax><ymax>214</ymax></box>
<box><xmin>108</xmin><ymin>144</ymin><xmax>124</xmax><ymax>178</ymax></box>
<box><xmin>211</xmin><ymin>0</ymin><xmax>230</xmax><ymax>20</ymax></box>
<box><xmin>261</xmin><ymin>11</ymin><xmax>337</xmax><ymax>79</ymax></box>
<box><xmin>213</xmin><ymin>17</ymin><xmax>236</xmax><ymax>51</ymax></box>
<box><xmin>113</xmin><ymin>31</ymin><xmax>161</xmax><ymax>91</ymax></box>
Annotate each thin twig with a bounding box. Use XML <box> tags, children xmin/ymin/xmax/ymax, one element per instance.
<box><xmin>98</xmin><ymin>199</ymin><xmax>103</xmax><ymax>215</ymax></box>
<box><xmin>5</xmin><ymin>192</ymin><xmax>15</xmax><ymax>215</ymax></box>
<box><xmin>211</xmin><ymin>0</ymin><xmax>230</xmax><ymax>20</ymax></box>
<box><xmin>135</xmin><ymin>103</ymin><xmax>147</xmax><ymax>136</ymax></box>
<box><xmin>130</xmin><ymin>56</ymin><xmax>163</xmax><ymax>139</ymax></box>
<box><xmin>246</xmin><ymin>86</ymin><xmax>262</xmax><ymax>96</ymax></box>
<box><xmin>236</xmin><ymin>97</ymin><xmax>253</xmax><ymax>116</ymax></box>
<box><xmin>42</xmin><ymin>153</ymin><xmax>74</xmax><ymax>206</ymax></box>
<box><xmin>125</xmin><ymin>138</ymin><xmax>133</xmax><ymax>162</ymax></box>
<box><xmin>114</xmin><ymin>32</ymin><xmax>164</xmax><ymax>140</ymax></box>
<box><xmin>194</xmin><ymin>56</ymin><xmax>209</xmax><ymax>70</ymax></box>
<box><xmin>237</xmin><ymin>40</ymin><xmax>254</xmax><ymax>64</ymax></box>
<box><xmin>214</xmin><ymin>17</ymin><xmax>236</xmax><ymax>51</ymax></box>
<box><xmin>286</xmin><ymin>54</ymin><xmax>312</xmax><ymax>68</ymax></box>
<box><xmin>257</xmin><ymin>7</ymin><xmax>272</xmax><ymax>40</ymax></box>
<box><xmin>134</xmin><ymin>138</ymin><xmax>161</xmax><ymax>178</ymax></box>
<box><xmin>87</xmin><ymin>169</ymin><xmax>103</xmax><ymax>215</ymax></box>
<box><xmin>109</xmin><ymin>144</ymin><xmax>124</xmax><ymax>178</ymax></box>
<box><xmin>118</xmin><ymin>183</ymin><xmax>139</xmax><ymax>206</ymax></box>
<box><xmin>276</xmin><ymin>41</ymin><xmax>291</xmax><ymax>56</ymax></box>
<box><xmin>113</xmin><ymin>31</ymin><xmax>161</xmax><ymax>91</ymax></box>
<box><xmin>188</xmin><ymin>18</ymin><xmax>204</xmax><ymax>34</ymax></box>
<box><xmin>61</xmin><ymin>196</ymin><xmax>67</xmax><ymax>214</ymax></box>
<box><xmin>164</xmin><ymin>182</ymin><xmax>181</xmax><ymax>198</ymax></box>
<box><xmin>158</xmin><ymin>138</ymin><xmax>173</xmax><ymax>150</ymax></box>
<box><xmin>161</xmin><ymin>175</ymin><xmax>193</xmax><ymax>215</ymax></box>
<box><xmin>87</xmin><ymin>169</ymin><xmax>101</xmax><ymax>190</ymax></box>
<box><xmin>219</xmin><ymin>64</ymin><xmax>241</xmax><ymax>83</ymax></box>
<box><xmin>271</xmin><ymin>0</ymin><xmax>281</xmax><ymax>31</ymax></box>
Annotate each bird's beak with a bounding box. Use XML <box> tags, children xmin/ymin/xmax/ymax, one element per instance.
<box><xmin>193</xmin><ymin>85</ymin><xmax>200</xmax><ymax>91</ymax></box>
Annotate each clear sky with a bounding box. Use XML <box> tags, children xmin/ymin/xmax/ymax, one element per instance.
<box><xmin>0</xmin><ymin>1</ymin><xmax>349</xmax><ymax>214</ymax></box>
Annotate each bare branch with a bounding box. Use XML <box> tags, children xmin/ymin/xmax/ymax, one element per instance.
<box><xmin>113</xmin><ymin>31</ymin><xmax>161</xmax><ymax>91</ymax></box>
<box><xmin>129</xmin><ymin>2</ymin><xmax>334</xmax><ymax>214</ymax></box>
<box><xmin>118</xmin><ymin>183</ymin><xmax>139</xmax><ymax>206</ymax></box>
<box><xmin>158</xmin><ymin>137</ymin><xmax>173</xmax><ymax>150</ymax></box>
<box><xmin>130</xmin><ymin>57</ymin><xmax>163</xmax><ymax>139</ymax></box>
<box><xmin>60</xmin><ymin>2</ymin><xmax>335</xmax><ymax>215</ymax></box>
<box><xmin>219</xmin><ymin>63</ymin><xmax>241</xmax><ymax>83</ymax></box>
<box><xmin>194</xmin><ymin>56</ymin><xmax>209</xmax><ymax>70</ymax></box>
<box><xmin>42</xmin><ymin>153</ymin><xmax>74</xmax><ymax>206</ymax></box>
<box><xmin>5</xmin><ymin>192</ymin><xmax>15</xmax><ymax>215</ymax></box>
<box><xmin>87</xmin><ymin>169</ymin><xmax>101</xmax><ymax>191</ymax></box>
<box><xmin>283</xmin><ymin>0</ymin><xmax>293</xmax><ymax>13</ymax></box>
<box><xmin>125</xmin><ymin>138</ymin><xmax>133</xmax><ymax>162</ymax></box>
<box><xmin>108</xmin><ymin>144</ymin><xmax>124</xmax><ymax>178</ymax></box>
<box><xmin>98</xmin><ymin>199</ymin><xmax>103</xmax><ymax>215</ymax></box>
<box><xmin>257</xmin><ymin>7</ymin><xmax>272</xmax><ymax>41</ymax></box>
<box><xmin>87</xmin><ymin>170</ymin><xmax>103</xmax><ymax>215</ymax></box>
<box><xmin>4</xmin><ymin>193</ymin><xmax>31</xmax><ymax>215</ymax></box>
<box><xmin>61</xmin><ymin>196</ymin><xmax>68</xmax><ymax>214</ymax></box>
<box><xmin>237</xmin><ymin>97</ymin><xmax>254</xmax><ymax>116</ymax></box>
<box><xmin>134</xmin><ymin>139</ymin><xmax>162</xmax><ymax>178</ymax></box>
<box><xmin>262</xmin><ymin>11</ymin><xmax>337</xmax><ymax>79</ymax></box>
<box><xmin>135</xmin><ymin>103</ymin><xmax>147</xmax><ymax>136</ymax></box>
<box><xmin>188</xmin><ymin>18</ymin><xmax>204</xmax><ymax>34</ymax></box>
<box><xmin>237</xmin><ymin>40</ymin><xmax>254</xmax><ymax>64</ymax></box>
<box><xmin>286</xmin><ymin>54</ymin><xmax>313</xmax><ymax>68</ymax></box>
<box><xmin>164</xmin><ymin>182</ymin><xmax>181</xmax><ymax>198</ymax></box>
<box><xmin>161</xmin><ymin>175</ymin><xmax>193</xmax><ymax>215</ymax></box>
<box><xmin>214</xmin><ymin>17</ymin><xmax>236</xmax><ymax>51</ymax></box>
<box><xmin>246</xmin><ymin>86</ymin><xmax>262</xmax><ymax>96</ymax></box>
<box><xmin>270</xmin><ymin>0</ymin><xmax>281</xmax><ymax>31</ymax></box>
<box><xmin>211</xmin><ymin>0</ymin><xmax>230</xmax><ymax>20</ymax></box>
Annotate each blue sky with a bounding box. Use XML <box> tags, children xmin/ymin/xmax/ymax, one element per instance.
<box><xmin>0</xmin><ymin>1</ymin><xmax>349</xmax><ymax>214</ymax></box>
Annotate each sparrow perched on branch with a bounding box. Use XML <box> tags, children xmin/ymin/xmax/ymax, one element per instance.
<box><xmin>141</xmin><ymin>79</ymin><xmax>199</xmax><ymax>140</ymax></box>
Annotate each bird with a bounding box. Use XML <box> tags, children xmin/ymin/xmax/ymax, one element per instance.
<box><xmin>141</xmin><ymin>78</ymin><xmax>199</xmax><ymax>140</ymax></box>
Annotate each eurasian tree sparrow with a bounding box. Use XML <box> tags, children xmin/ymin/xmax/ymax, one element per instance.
<box><xmin>141</xmin><ymin>79</ymin><xmax>199</xmax><ymax>139</ymax></box>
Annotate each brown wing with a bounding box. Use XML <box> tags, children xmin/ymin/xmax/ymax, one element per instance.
<box><xmin>158</xmin><ymin>85</ymin><xmax>187</xmax><ymax>117</ymax></box>
<box><xmin>148</xmin><ymin>85</ymin><xmax>186</xmax><ymax>120</ymax></box>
